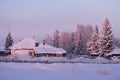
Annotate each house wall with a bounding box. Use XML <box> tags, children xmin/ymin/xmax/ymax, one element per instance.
<box><xmin>11</xmin><ymin>49</ymin><xmax>35</xmax><ymax>58</ymax></box>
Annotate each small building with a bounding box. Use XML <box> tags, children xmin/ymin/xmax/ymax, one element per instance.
<box><xmin>106</xmin><ymin>47</ymin><xmax>120</xmax><ymax>59</ymax></box>
<box><xmin>11</xmin><ymin>37</ymin><xmax>67</xmax><ymax>58</ymax></box>
<box><xmin>0</xmin><ymin>47</ymin><xmax>11</xmax><ymax>56</ymax></box>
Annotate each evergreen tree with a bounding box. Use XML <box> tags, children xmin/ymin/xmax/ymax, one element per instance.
<box><xmin>87</xmin><ymin>25</ymin><xmax>100</xmax><ymax>54</ymax></box>
<box><xmin>5</xmin><ymin>32</ymin><xmax>13</xmax><ymax>50</ymax></box>
<box><xmin>99</xmin><ymin>18</ymin><xmax>114</xmax><ymax>57</ymax></box>
<box><xmin>53</xmin><ymin>29</ymin><xmax>60</xmax><ymax>48</ymax></box>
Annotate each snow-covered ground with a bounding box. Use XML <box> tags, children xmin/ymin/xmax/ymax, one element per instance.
<box><xmin>0</xmin><ymin>62</ymin><xmax>120</xmax><ymax>80</ymax></box>
<box><xmin>0</xmin><ymin>55</ymin><xmax>120</xmax><ymax>64</ymax></box>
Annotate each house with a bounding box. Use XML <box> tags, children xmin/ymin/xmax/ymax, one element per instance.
<box><xmin>11</xmin><ymin>37</ymin><xmax>67</xmax><ymax>58</ymax></box>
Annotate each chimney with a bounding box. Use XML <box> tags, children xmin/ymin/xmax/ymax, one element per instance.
<box><xmin>35</xmin><ymin>43</ymin><xmax>39</xmax><ymax>47</ymax></box>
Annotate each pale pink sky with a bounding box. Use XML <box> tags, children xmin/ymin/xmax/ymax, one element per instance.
<box><xmin>0</xmin><ymin>0</ymin><xmax>120</xmax><ymax>45</ymax></box>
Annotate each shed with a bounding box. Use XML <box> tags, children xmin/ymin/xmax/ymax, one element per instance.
<box><xmin>106</xmin><ymin>47</ymin><xmax>120</xmax><ymax>58</ymax></box>
<box><xmin>0</xmin><ymin>46</ymin><xmax>10</xmax><ymax>56</ymax></box>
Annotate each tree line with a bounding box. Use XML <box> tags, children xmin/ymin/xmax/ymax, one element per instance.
<box><xmin>44</xmin><ymin>18</ymin><xmax>119</xmax><ymax>57</ymax></box>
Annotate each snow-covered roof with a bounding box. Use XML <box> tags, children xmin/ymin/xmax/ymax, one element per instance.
<box><xmin>11</xmin><ymin>37</ymin><xmax>66</xmax><ymax>54</ymax></box>
<box><xmin>107</xmin><ymin>47</ymin><xmax>120</xmax><ymax>56</ymax></box>
<box><xmin>35</xmin><ymin>43</ymin><xmax>66</xmax><ymax>54</ymax></box>
<box><xmin>11</xmin><ymin>37</ymin><xmax>36</xmax><ymax>50</ymax></box>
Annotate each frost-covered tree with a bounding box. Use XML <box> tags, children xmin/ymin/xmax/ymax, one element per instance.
<box><xmin>53</xmin><ymin>29</ymin><xmax>60</xmax><ymax>48</ymax></box>
<box><xmin>74</xmin><ymin>25</ymin><xmax>84</xmax><ymax>54</ymax></box>
<box><xmin>99</xmin><ymin>18</ymin><xmax>114</xmax><ymax>57</ymax></box>
<box><xmin>59</xmin><ymin>32</ymin><xmax>71</xmax><ymax>52</ymax></box>
<box><xmin>83</xmin><ymin>25</ymin><xmax>93</xmax><ymax>54</ymax></box>
<box><xmin>84</xmin><ymin>25</ymin><xmax>93</xmax><ymax>43</ymax></box>
<box><xmin>5</xmin><ymin>32</ymin><xmax>13</xmax><ymax>50</ymax></box>
<box><xmin>87</xmin><ymin>25</ymin><xmax>100</xmax><ymax>54</ymax></box>
<box><xmin>59</xmin><ymin>32</ymin><xmax>75</xmax><ymax>58</ymax></box>
<box><xmin>44</xmin><ymin>34</ymin><xmax>53</xmax><ymax>46</ymax></box>
<box><xmin>69</xmin><ymin>32</ymin><xmax>76</xmax><ymax>54</ymax></box>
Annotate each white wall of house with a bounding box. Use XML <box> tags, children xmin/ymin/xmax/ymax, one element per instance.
<box><xmin>11</xmin><ymin>49</ymin><xmax>34</xmax><ymax>58</ymax></box>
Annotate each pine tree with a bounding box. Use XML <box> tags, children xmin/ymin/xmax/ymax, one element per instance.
<box><xmin>99</xmin><ymin>18</ymin><xmax>114</xmax><ymax>57</ymax></box>
<box><xmin>5</xmin><ymin>32</ymin><xmax>13</xmax><ymax>50</ymax></box>
<box><xmin>53</xmin><ymin>29</ymin><xmax>60</xmax><ymax>48</ymax></box>
<box><xmin>87</xmin><ymin>25</ymin><xmax>100</xmax><ymax>54</ymax></box>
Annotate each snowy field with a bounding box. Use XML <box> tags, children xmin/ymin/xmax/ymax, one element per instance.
<box><xmin>0</xmin><ymin>62</ymin><xmax>120</xmax><ymax>80</ymax></box>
